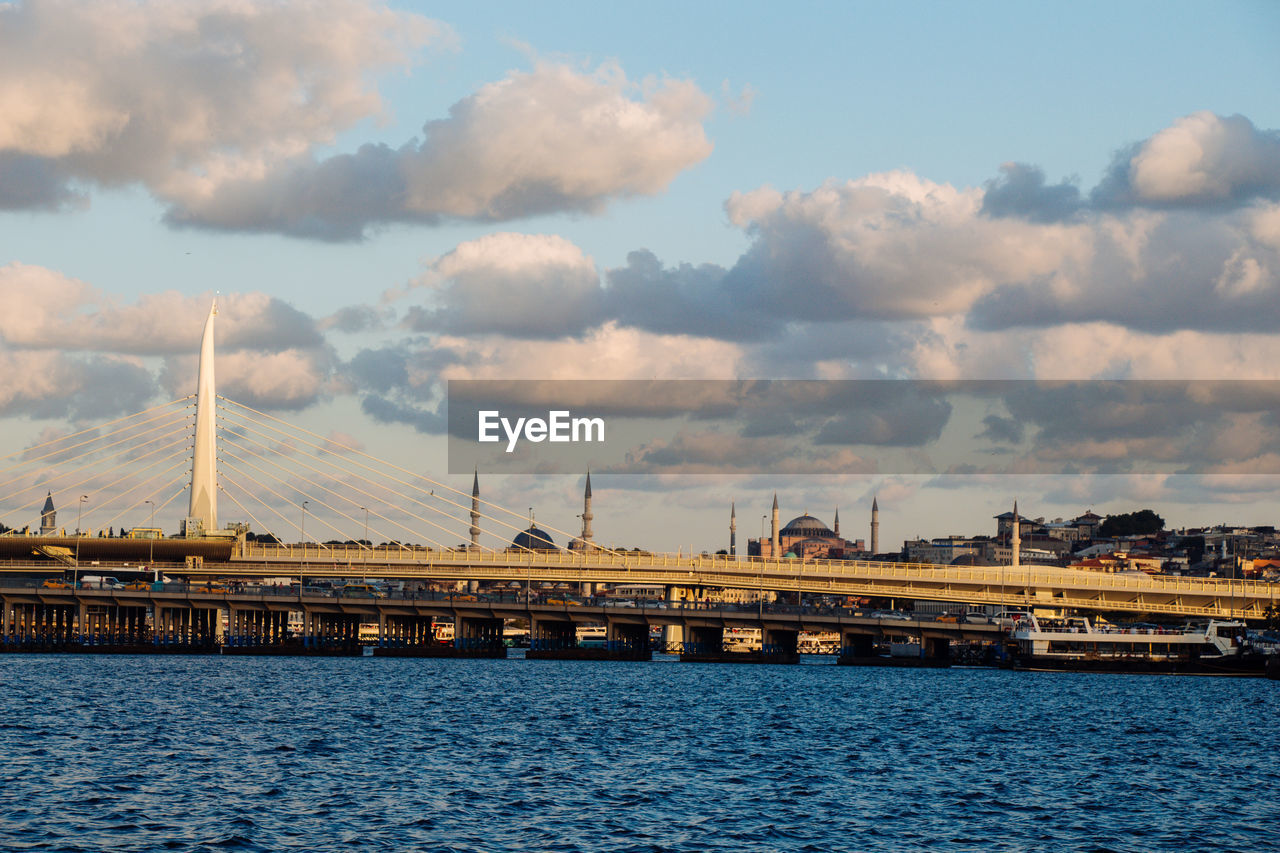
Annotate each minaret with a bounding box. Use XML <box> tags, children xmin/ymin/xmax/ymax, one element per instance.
<box><xmin>771</xmin><ymin>492</ymin><xmax>780</xmax><ymax>557</ymax></box>
<box><xmin>469</xmin><ymin>469</ymin><xmax>481</xmax><ymax>549</ymax></box>
<box><xmin>40</xmin><ymin>492</ymin><xmax>56</xmax><ymax>535</ymax></box>
<box><xmin>580</xmin><ymin>471</ymin><xmax>594</xmax><ymax>546</ymax></box>
<box><xmin>729</xmin><ymin>501</ymin><xmax>737</xmax><ymax>557</ymax></box>
<box><xmin>871</xmin><ymin>496</ymin><xmax>879</xmax><ymax>555</ymax></box>
<box><xmin>188</xmin><ymin>300</ymin><xmax>218</xmax><ymax>534</ymax></box>
<box><xmin>833</xmin><ymin>506</ymin><xmax>840</xmax><ymax>538</ymax></box>
<box><xmin>1011</xmin><ymin>499</ymin><xmax>1021</xmax><ymax>570</ymax></box>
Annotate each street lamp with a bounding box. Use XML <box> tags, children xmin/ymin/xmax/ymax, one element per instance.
<box><xmin>75</xmin><ymin>495</ymin><xmax>89</xmax><ymax>586</ymax></box>
<box><xmin>760</xmin><ymin>515</ymin><xmax>767</xmax><ymax>618</ymax></box>
<box><xmin>299</xmin><ymin>500</ymin><xmax>309</xmax><ymax>595</ymax></box>
<box><xmin>360</xmin><ymin>506</ymin><xmax>369</xmax><ymax>550</ymax></box>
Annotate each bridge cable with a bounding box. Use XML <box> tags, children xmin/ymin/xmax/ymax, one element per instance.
<box><xmin>0</xmin><ymin>427</ymin><xmax>194</xmax><ymax>528</ymax></box>
<box><xmin>216</xmin><ymin>399</ymin><xmax>589</xmax><ymax>555</ymax></box>
<box><xmin>51</xmin><ymin>435</ymin><xmax>195</xmax><ymax>532</ymax></box>
<box><xmin>0</xmin><ymin>409</ymin><xmax>193</xmax><ymax>497</ymax></box>
<box><xmin>218</xmin><ymin>416</ymin><xmax>512</xmax><ymax>552</ymax></box>
<box><xmin>218</xmin><ymin>396</ymin><xmax>619</xmax><ymax>555</ymax></box>
<box><xmin>0</xmin><ymin>397</ymin><xmax>193</xmax><ymax>467</ymax></box>
<box><xmin>217</xmin><ymin>445</ymin><xmax>458</xmax><ymax>553</ymax></box>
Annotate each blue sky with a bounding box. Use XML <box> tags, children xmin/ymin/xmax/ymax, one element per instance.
<box><xmin>1</xmin><ymin>0</ymin><xmax>1279</xmax><ymax>551</ymax></box>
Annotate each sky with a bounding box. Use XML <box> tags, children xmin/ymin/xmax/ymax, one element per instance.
<box><xmin>1</xmin><ymin>0</ymin><xmax>1279</xmax><ymax>553</ymax></box>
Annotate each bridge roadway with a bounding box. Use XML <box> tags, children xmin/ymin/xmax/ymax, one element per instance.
<box><xmin>0</xmin><ymin>538</ymin><xmax>1275</xmax><ymax>619</ymax></box>
<box><xmin>221</xmin><ymin>544</ymin><xmax>1276</xmax><ymax>620</ymax></box>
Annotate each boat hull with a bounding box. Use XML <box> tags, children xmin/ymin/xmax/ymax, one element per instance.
<box><xmin>1011</xmin><ymin>653</ymin><xmax>1271</xmax><ymax>677</ymax></box>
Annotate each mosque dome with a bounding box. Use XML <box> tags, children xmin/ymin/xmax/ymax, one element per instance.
<box><xmin>950</xmin><ymin>554</ymin><xmax>991</xmax><ymax>567</ymax></box>
<box><xmin>511</xmin><ymin>526</ymin><xmax>557</xmax><ymax>551</ymax></box>
<box><xmin>781</xmin><ymin>514</ymin><xmax>832</xmax><ymax>537</ymax></box>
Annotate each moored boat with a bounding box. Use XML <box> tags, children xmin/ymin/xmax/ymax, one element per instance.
<box><xmin>1009</xmin><ymin>615</ymin><xmax>1272</xmax><ymax>676</ymax></box>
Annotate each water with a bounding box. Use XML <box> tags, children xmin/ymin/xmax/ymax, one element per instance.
<box><xmin>0</xmin><ymin>654</ymin><xmax>1276</xmax><ymax>853</ymax></box>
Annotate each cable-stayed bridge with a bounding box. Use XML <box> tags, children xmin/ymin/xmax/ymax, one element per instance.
<box><xmin>0</xmin><ymin>304</ymin><xmax>1276</xmax><ymax>621</ymax></box>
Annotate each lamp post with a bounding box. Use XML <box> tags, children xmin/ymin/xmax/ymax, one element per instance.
<box><xmin>75</xmin><ymin>495</ymin><xmax>88</xmax><ymax>587</ymax></box>
<box><xmin>300</xmin><ymin>501</ymin><xmax>309</xmax><ymax>549</ymax></box>
<box><xmin>300</xmin><ymin>500</ymin><xmax>309</xmax><ymax>593</ymax></box>
<box><xmin>145</xmin><ymin>499</ymin><xmax>155</xmax><ymax>566</ymax></box>
<box><xmin>760</xmin><ymin>515</ymin><xmax>767</xmax><ymax>618</ymax></box>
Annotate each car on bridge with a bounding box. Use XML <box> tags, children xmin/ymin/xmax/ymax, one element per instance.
<box><xmin>41</xmin><ymin>578</ymin><xmax>73</xmax><ymax>589</ymax></box>
<box><xmin>339</xmin><ymin>583</ymin><xmax>385</xmax><ymax>598</ymax></box>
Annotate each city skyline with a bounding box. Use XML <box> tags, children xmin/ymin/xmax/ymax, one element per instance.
<box><xmin>2</xmin><ymin>0</ymin><xmax>1279</xmax><ymax>550</ymax></box>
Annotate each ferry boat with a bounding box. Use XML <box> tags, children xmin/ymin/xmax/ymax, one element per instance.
<box><xmin>1008</xmin><ymin>614</ymin><xmax>1271</xmax><ymax>676</ymax></box>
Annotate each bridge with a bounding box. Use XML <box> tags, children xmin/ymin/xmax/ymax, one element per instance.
<box><xmin>0</xmin><ymin>579</ymin><xmax>1006</xmax><ymax>664</ymax></box>
<box><xmin>1</xmin><ymin>301</ymin><xmax>1276</xmax><ymax>626</ymax></box>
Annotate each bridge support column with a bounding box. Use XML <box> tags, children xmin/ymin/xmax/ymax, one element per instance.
<box><xmin>527</xmin><ymin>614</ymin><xmax>573</xmax><ymax>653</ymax></box>
<box><xmin>839</xmin><ymin>631</ymin><xmax>876</xmax><ymax>660</ymax></box>
<box><xmin>685</xmin><ymin>625</ymin><xmax>723</xmax><ymax>656</ymax></box>
<box><xmin>924</xmin><ymin>635</ymin><xmax>951</xmax><ymax>664</ymax></box>
<box><xmin>662</xmin><ymin>586</ymin><xmax>684</xmax><ymax>648</ymax></box>
<box><xmin>454</xmin><ymin>616</ymin><xmax>505</xmax><ymax>658</ymax></box>
<box><xmin>762</xmin><ymin>627</ymin><xmax>799</xmax><ymax>662</ymax></box>
<box><xmin>1</xmin><ymin>598</ymin><xmax>9</xmax><ymax>646</ymax></box>
<box><xmin>605</xmin><ymin>621</ymin><xmax>651</xmax><ymax>659</ymax></box>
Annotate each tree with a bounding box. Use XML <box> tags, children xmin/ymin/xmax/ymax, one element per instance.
<box><xmin>1098</xmin><ymin>509</ymin><xmax>1165</xmax><ymax>538</ymax></box>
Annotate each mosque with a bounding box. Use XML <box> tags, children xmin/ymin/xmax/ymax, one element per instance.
<box><xmin>465</xmin><ymin>471</ymin><xmax>595</xmax><ymax>553</ymax></box>
<box><xmin>744</xmin><ymin>495</ymin><xmax>876</xmax><ymax>560</ymax></box>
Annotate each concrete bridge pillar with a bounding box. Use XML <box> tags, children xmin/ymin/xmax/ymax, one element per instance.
<box><xmin>529</xmin><ymin>616</ymin><xmax>575</xmax><ymax>652</ymax></box>
<box><xmin>455</xmin><ymin>616</ymin><xmax>504</xmax><ymax>656</ymax></box>
<box><xmin>924</xmin><ymin>635</ymin><xmax>951</xmax><ymax>663</ymax></box>
<box><xmin>686</xmin><ymin>625</ymin><xmax>723</xmax><ymax>656</ymax></box>
<box><xmin>662</xmin><ymin>585</ymin><xmax>684</xmax><ymax>647</ymax></box>
<box><xmin>762</xmin><ymin>627</ymin><xmax>799</xmax><ymax>658</ymax></box>
<box><xmin>841</xmin><ymin>630</ymin><xmax>876</xmax><ymax>658</ymax></box>
<box><xmin>605</xmin><ymin>621</ymin><xmax>648</xmax><ymax>655</ymax></box>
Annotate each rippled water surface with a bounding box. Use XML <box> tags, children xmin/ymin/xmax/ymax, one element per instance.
<box><xmin>0</xmin><ymin>654</ymin><xmax>1276</xmax><ymax>852</ymax></box>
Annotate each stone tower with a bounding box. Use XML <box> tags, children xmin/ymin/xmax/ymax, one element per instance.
<box><xmin>771</xmin><ymin>493</ymin><xmax>780</xmax><ymax>557</ymax></box>
<box><xmin>580</xmin><ymin>471</ymin><xmax>594</xmax><ymax>546</ymax></box>
<box><xmin>40</xmin><ymin>492</ymin><xmax>56</xmax><ymax>535</ymax></box>
<box><xmin>729</xmin><ymin>501</ymin><xmax>736</xmax><ymax>557</ymax></box>
<box><xmin>870</xmin><ymin>496</ymin><xmax>880</xmax><ymax>556</ymax></box>
<box><xmin>469</xmin><ymin>469</ymin><xmax>481</xmax><ymax>549</ymax></box>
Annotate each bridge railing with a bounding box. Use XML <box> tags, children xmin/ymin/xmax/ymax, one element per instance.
<box><xmin>234</xmin><ymin>542</ymin><xmax>1279</xmax><ymax>600</ymax></box>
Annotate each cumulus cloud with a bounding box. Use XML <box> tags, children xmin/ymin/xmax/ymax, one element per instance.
<box><xmin>159</xmin><ymin>348</ymin><xmax>332</xmax><ymax>411</ymax></box>
<box><xmin>0</xmin><ymin>265</ymin><xmax>323</xmax><ymax>354</ymax></box>
<box><xmin>407</xmin><ymin>233</ymin><xmax>605</xmax><ymax>338</ymax></box>
<box><xmin>0</xmin><ymin>0</ymin><xmax>441</xmax><ymax>211</ymax></box>
<box><xmin>0</xmin><ymin>350</ymin><xmax>156</xmax><ymax>419</ymax></box>
<box><xmin>980</xmin><ymin>162</ymin><xmax>1082</xmax><ymax>223</ymax></box>
<box><xmin>1093</xmin><ymin>112</ymin><xmax>1280</xmax><ymax>208</ymax></box>
<box><xmin>0</xmin><ymin>262</ymin><xmax>334</xmax><ymax>417</ymax></box>
<box><xmin>164</xmin><ymin>61</ymin><xmax>713</xmax><ymax>239</ymax></box>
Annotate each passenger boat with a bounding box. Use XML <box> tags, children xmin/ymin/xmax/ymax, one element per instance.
<box><xmin>1008</xmin><ymin>615</ymin><xmax>1271</xmax><ymax>676</ymax></box>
